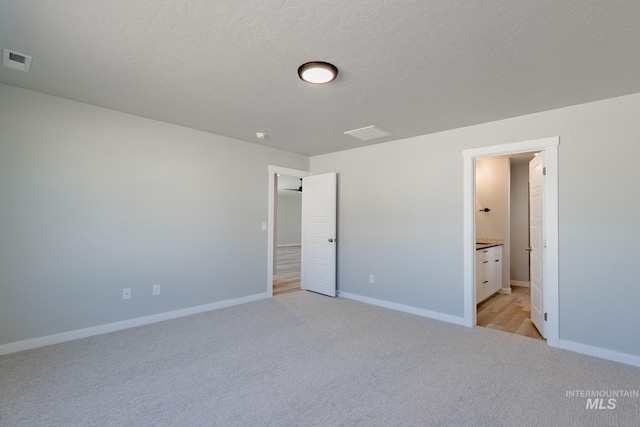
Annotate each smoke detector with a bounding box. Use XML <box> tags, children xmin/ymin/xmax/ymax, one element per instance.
<box><xmin>3</xmin><ymin>49</ymin><xmax>32</xmax><ymax>72</ymax></box>
<box><xmin>344</xmin><ymin>125</ymin><xmax>392</xmax><ymax>141</ymax></box>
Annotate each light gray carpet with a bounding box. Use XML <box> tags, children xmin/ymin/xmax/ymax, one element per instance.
<box><xmin>1</xmin><ymin>291</ymin><xmax>639</xmax><ymax>426</ymax></box>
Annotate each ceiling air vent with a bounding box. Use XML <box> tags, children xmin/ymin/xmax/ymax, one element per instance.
<box><xmin>344</xmin><ymin>125</ymin><xmax>392</xmax><ymax>141</ymax></box>
<box><xmin>3</xmin><ymin>49</ymin><xmax>32</xmax><ymax>72</ymax></box>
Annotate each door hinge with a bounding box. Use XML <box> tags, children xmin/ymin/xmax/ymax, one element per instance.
<box><xmin>543</xmin><ymin>167</ymin><xmax>546</xmax><ymax>176</ymax></box>
<box><xmin>544</xmin><ymin>313</ymin><xmax>547</xmax><ymax>321</ymax></box>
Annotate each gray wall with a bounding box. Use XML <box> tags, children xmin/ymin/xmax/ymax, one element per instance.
<box><xmin>510</xmin><ymin>162</ymin><xmax>530</xmax><ymax>283</ymax></box>
<box><xmin>0</xmin><ymin>84</ymin><xmax>308</xmax><ymax>345</ymax></box>
<box><xmin>3</xmin><ymin>81</ymin><xmax>640</xmax><ymax>359</ymax></box>
<box><xmin>476</xmin><ymin>157</ymin><xmax>510</xmax><ymax>290</ymax></box>
<box><xmin>476</xmin><ymin>157</ymin><xmax>509</xmax><ymax>245</ymax></box>
<box><xmin>276</xmin><ymin>194</ymin><xmax>302</xmax><ymax>246</ymax></box>
<box><xmin>311</xmin><ymin>92</ymin><xmax>640</xmax><ymax>357</ymax></box>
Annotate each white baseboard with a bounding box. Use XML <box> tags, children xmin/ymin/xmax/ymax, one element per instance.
<box><xmin>558</xmin><ymin>339</ymin><xmax>640</xmax><ymax>368</ymax></box>
<box><xmin>498</xmin><ymin>287</ymin><xmax>512</xmax><ymax>294</ymax></box>
<box><xmin>0</xmin><ymin>292</ymin><xmax>270</xmax><ymax>356</ymax></box>
<box><xmin>511</xmin><ymin>280</ymin><xmax>530</xmax><ymax>288</ymax></box>
<box><xmin>339</xmin><ymin>292</ymin><xmax>640</xmax><ymax>368</ymax></box>
<box><xmin>338</xmin><ymin>291</ymin><xmax>467</xmax><ymax>327</ymax></box>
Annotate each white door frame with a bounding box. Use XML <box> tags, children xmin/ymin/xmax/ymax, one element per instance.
<box><xmin>267</xmin><ymin>165</ymin><xmax>310</xmax><ymax>296</ymax></box>
<box><xmin>462</xmin><ymin>137</ymin><xmax>559</xmax><ymax>347</ymax></box>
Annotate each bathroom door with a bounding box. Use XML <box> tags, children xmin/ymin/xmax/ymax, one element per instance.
<box><xmin>529</xmin><ymin>153</ymin><xmax>545</xmax><ymax>337</ymax></box>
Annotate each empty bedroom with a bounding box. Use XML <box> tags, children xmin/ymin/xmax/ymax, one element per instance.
<box><xmin>2</xmin><ymin>1</ymin><xmax>640</xmax><ymax>426</ymax></box>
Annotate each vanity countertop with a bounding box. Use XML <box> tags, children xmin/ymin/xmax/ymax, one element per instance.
<box><xmin>476</xmin><ymin>243</ymin><xmax>502</xmax><ymax>250</ymax></box>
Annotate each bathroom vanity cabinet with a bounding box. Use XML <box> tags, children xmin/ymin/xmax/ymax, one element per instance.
<box><xmin>476</xmin><ymin>245</ymin><xmax>502</xmax><ymax>304</ymax></box>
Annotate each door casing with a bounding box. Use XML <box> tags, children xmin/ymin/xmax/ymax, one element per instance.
<box><xmin>462</xmin><ymin>137</ymin><xmax>559</xmax><ymax>347</ymax></box>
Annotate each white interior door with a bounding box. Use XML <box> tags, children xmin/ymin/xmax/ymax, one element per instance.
<box><xmin>301</xmin><ymin>173</ymin><xmax>337</xmax><ymax>297</ymax></box>
<box><xmin>529</xmin><ymin>153</ymin><xmax>545</xmax><ymax>337</ymax></box>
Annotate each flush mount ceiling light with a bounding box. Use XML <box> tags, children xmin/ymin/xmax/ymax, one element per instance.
<box><xmin>298</xmin><ymin>61</ymin><xmax>338</xmax><ymax>84</ymax></box>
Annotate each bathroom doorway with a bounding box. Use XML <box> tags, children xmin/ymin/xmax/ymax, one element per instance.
<box><xmin>462</xmin><ymin>137</ymin><xmax>559</xmax><ymax>348</ymax></box>
<box><xmin>474</xmin><ymin>152</ymin><xmax>544</xmax><ymax>340</ymax></box>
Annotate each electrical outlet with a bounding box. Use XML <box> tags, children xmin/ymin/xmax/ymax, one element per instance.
<box><xmin>122</xmin><ymin>288</ymin><xmax>131</xmax><ymax>300</ymax></box>
<box><xmin>369</xmin><ymin>274</ymin><xmax>375</xmax><ymax>284</ymax></box>
<box><xmin>153</xmin><ymin>284</ymin><xmax>160</xmax><ymax>296</ymax></box>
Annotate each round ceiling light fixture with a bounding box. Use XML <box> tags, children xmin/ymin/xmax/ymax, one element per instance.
<box><xmin>298</xmin><ymin>61</ymin><xmax>338</xmax><ymax>84</ymax></box>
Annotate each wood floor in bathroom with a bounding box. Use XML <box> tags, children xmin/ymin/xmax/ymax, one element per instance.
<box><xmin>477</xmin><ymin>286</ymin><xmax>545</xmax><ymax>341</ymax></box>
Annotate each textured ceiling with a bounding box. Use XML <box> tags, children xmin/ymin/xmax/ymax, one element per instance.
<box><xmin>2</xmin><ymin>1</ymin><xmax>640</xmax><ymax>156</ymax></box>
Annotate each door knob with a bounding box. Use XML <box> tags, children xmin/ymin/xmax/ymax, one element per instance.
<box><xmin>328</xmin><ymin>238</ymin><xmax>334</xmax><ymax>242</ymax></box>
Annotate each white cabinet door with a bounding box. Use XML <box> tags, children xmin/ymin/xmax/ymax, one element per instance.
<box><xmin>476</xmin><ymin>245</ymin><xmax>502</xmax><ymax>304</ymax></box>
<box><xmin>476</xmin><ymin>249</ymin><xmax>491</xmax><ymax>304</ymax></box>
<box><xmin>489</xmin><ymin>246</ymin><xmax>502</xmax><ymax>296</ymax></box>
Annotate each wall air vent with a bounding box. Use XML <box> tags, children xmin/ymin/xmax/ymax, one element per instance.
<box><xmin>3</xmin><ymin>48</ymin><xmax>32</xmax><ymax>72</ymax></box>
<box><xmin>344</xmin><ymin>125</ymin><xmax>392</xmax><ymax>141</ymax></box>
